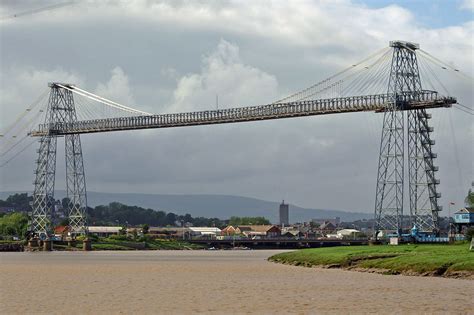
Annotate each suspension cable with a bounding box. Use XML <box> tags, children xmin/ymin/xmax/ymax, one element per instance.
<box><xmin>56</xmin><ymin>84</ymin><xmax>151</xmax><ymax>116</ymax></box>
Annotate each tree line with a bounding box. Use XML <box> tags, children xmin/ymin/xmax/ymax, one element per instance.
<box><xmin>0</xmin><ymin>193</ymin><xmax>275</xmax><ymax>238</ymax></box>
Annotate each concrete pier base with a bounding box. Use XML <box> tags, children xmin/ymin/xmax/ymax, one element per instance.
<box><xmin>28</xmin><ymin>239</ymin><xmax>38</xmax><ymax>248</ymax></box>
<box><xmin>83</xmin><ymin>238</ymin><xmax>92</xmax><ymax>251</ymax></box>
<box><xmin>43</xmin><ymin>239</ymin><xmax>52</xmax><ymax>251</ymax></box>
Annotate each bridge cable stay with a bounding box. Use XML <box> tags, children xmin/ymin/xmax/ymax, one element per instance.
<box><xmin>419</xmin><ymin>54</ymin><xmax>450</xmax><ymax>96</ymax></box>
<box><xmin>0</xmin><ymin>1</ymin><xmax>75</xmax><ymax>20</ymax></box>
<box><xmin>0</xmin><ymin>138</ymin><xmax>38</xmax><ymax>168</ymax></box>
<box><xmin>0</xmin><ymin>89</ymin><xmax>49</xmax><ymax>138</ymax></box>
<box><xmin>401</xmin><ymin>44</ymin><xmax>472</xmax><ymax>82</ymax></box>
<box><xmin>72</xmin><ymin>85</ymin><xmax>152</xmax><ymax>115</ymax></box>
<box><xmin>417</xmin><ymin>51</ymin><xmax>469</xmax><ymax>210</ymax></box>
<box><xmin>417</xmin><ymin>53</ymin><xmax>473</xmax><ymax>116</ymax></box>
<box><xmin>340</xmin><ymin>49</ymin><xmax>392</xmax><ymax>97</ymax></box>
<box><xmin>294</xmin><ymin>47</ymin><xmax>391</xmax><ymax>101</ymax></box>
<box><xmin>418</xmin><ymin>49</ymin><xmax>473</xmax><ymax>81</ymax></box>
<box><xmin>0</xmin><ymin>90</ymin><xmax>50</xmax><ymax>165</ymax></box>
<box><xmin>56</xmin><ymin>84</ymin><xmax>152</xmax><ymax>116</ymax></box>
<box><xmin>336</xmin><ymin>49</ymin><xmax>391</xmax><ymax>96</ymax></box>
<box><xmin>70</xmin><ymin>91</ymin><xmax>145</xmax><ymax>121</ymax></box>
<box><xmin>281</xmin><ymin>48</ymin><xmax>393</xmax><ymax>103</ymax></box>
<box><xmin>274</xmin><ymin>47</ymin><xmax>391</xmax><ymax>103</ymax></box>
<box><xmin>453</xmin><ymin>103</ymin><xmax>474</xmax><ymax>115</ymax></box>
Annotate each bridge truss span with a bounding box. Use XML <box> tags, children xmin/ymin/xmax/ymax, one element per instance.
<box><xmin>30</xmin><ymin>90</ymin><xmax>454</xmax><ymax>137</ymax></box>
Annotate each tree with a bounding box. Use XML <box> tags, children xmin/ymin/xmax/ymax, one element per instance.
<box><xmin>0</xmin><ymin>212</ymin><xmax>29</xmax><ymax>238</ymax></box>
<box><xmin>229</xmin><ymin>216</ymin><xmax>271</xmax><ymax>226</ymax></box>
<box><xmin>62</xmin><ymin>197</ymin><xmax>71</xmax><ymax>209</ymax></box>
<box><xmin>59</xmin><ymin>218</ymin><xmax>70</xmax><ymax>226</ymax></box>
<box><xmin>119</xmin><ymin>226</ymin><xmax>127</xmax><ymax>235</ymax></box>
<box><xmin>465</xmin><ymin>227</ymin><xmax>474</xmax><ymax>241</ymax></box>
<box><xmin>0</xmin><ymin>193</ymin><xmax>32</xmax><ymax>212</ymax></box>
<box><xmin>142</xmin><ymin>224</ymin><xmax>149</xmax><ymax>234</ymax></box>
<box><xmin>465</xmin><ymin>189</ymin><xmax>474</xmax><ymax>208</ymax></box>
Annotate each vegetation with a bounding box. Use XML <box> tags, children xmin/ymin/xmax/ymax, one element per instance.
<box><xmin>0</xmin><ymin>212</ymin><xmax>28</xmax><ymax>239</ymax></box>
<box><xmin>0</xmin><ymin>193</ymin><xmax>32</xmax><ymax>212</ymax></box>
<box><xmin>84</xmin><ymin>236</ymin><xmax>202</xmax><ymax>251</ymax></box>
<box><xmin>88</xmin><ymin>202</ymin><xmax>225</xmax><ymax>227</ymax></box>
<box><xmin>269</xmin><ymin>244</ymin><xmax>474</xmax><ymax>276</ymax></box>
<box><xmin>0</xmin><ymin>193</ymin><xmax>226</xmax><ymax>229</ymax></box>
<box><xmin>466</xmin><ymin>227</ymin><xmax>474</xmax><ymax>241</ymax></box>
<box><xmin>465</xmin><ymin>189</ymin><xmax>474</xmax><ymax>207</ymax></box>
<box><xmin>229</xmin><ymin>216</ymin><xmax>270</xmax><ymax>225</ymax></box>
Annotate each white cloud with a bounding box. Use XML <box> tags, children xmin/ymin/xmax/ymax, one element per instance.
<box><xmin>169</xmin><ymin>39</ymin><xmax>278</xmax><ymax>112</ymax></box>
<box><xmin>461</xmin><ymin>0</ymin><xmax>474</xmax><ymax>11</ymax></box>
<box><xmin>2</xmin><ymin>1</ymin><xmax>471</xmax><ymax>69</ymax></box>
<box><xmin>0</xmin><ymin>67</ymin><xmax>84</xmax><ymax>128</ymax></box>
<box><xmin>95</xmin><ymin>67</ymin><xmax>136</xmax><ymax>106</ymax></box>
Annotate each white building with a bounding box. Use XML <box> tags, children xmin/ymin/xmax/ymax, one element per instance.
<box><xmin>88</xmin><ymin>226</ymin><xmax>122</xmax><ymax>237</ymax></box>
<box><xmin>188</xmin><ymin>227</ymin><xmax>221</xmax><ymax>237</ymax></box>
<box><xmin>337</xmin><ymin>229</ymin><xmax>362</xmax><ymax>239</ymax></box>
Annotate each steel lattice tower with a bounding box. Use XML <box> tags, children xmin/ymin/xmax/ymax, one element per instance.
<box><xmin>30</xmin><ymin>83</ymin><xmax>87</xmax><ymax>238</ymax></box>
<box><xmin>374</xmin><ymin>41</ymin><xmax>441</xmax><ymax>236</ymax></box>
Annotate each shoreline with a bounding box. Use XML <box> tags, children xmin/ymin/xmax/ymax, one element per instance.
<box><xmin>268</xmin><ymin>258</ymin><xmax>474</xmax><ymax>280</ymax></box>
<box><xmin>268</xmin><ymin>243</ymin><xmax>474</xmax><ymax>280</ymax></box>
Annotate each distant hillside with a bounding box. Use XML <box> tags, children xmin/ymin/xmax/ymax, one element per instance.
<box><xmin>0</xmin><ymin>191</ymin><xmax>372</xmax><ymax>223</ymax></box>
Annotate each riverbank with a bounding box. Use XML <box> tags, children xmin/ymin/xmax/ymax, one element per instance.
<box><xmin>269</xmin><ymin>243</ymin><xmax>474</xmax><ymax>279</ymax></box>
<box><xmin>57</xmin><ymin>238</ymin><xmax>204</xmax><ymax>251</ymax></box>
<box><xmin>1</xmin><ymin>237</ymin><xmax>204</xmax><ymax>251</ymax></box>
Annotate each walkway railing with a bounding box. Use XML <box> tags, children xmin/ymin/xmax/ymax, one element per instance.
<box><xmin>30</xmin><ymin>91</ymin><xmax>455</xmax><ymax>136</ymax></box>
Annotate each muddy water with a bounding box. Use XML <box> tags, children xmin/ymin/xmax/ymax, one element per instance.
<box><xmin>1</xmin><ymin>250</ymin><xmax>472</xmax><ymax>314</ymax></box>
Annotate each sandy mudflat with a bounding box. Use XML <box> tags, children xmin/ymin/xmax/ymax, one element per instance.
<box><xmin>1</xmin><ymin>250</ymin><xmax>473</xmax><ymax>315</ymax></box>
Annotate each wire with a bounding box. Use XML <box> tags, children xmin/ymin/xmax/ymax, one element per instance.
<box><xmin>0</xmin><ymin>134</ymin><xmax>30</xmax><ymax>157</ymax></box>
<box><xmin>0</xmin><ymin>108</ymin><xmax>46</xmax><ymax>155</ymax></box>
<box><xmin>0</xmin><ymin>89</ymin><xmax>49</xmax><ymax>137</ymax></box>
<box><xmin>58</xmin><ymin>84</ymin><xmax>151</xmax><ymax>116</ymax></box>
<box><xmin>274</xmin><ymin>47</ymin><xmax>391</xmax><ymax>103</ymax></box>
<box><xmin>447</xmin><ymin>110</ymin><xmax>465</xmax><ymax>190</ymax></box>
<box><xmin>419</xmin><ymin>49</ymin><xmax>473</xmax><ymax>81</ymax></box>
<box><xmin>452</xmin><ymin>106</ymin><xmax>474</xmax><ymax>115</ymax></box>
<box><xmin>455</xmin><ymin>102</ymin><xmax>473</xmax><ymax>111</ymax></box>
<box><xmin>0</xmin><ymin>138</ymin><xmax>37</xmax><ymax>168</ymax></box>
<box><xmin>0</xmin><ymin>1</ymin><xmax>76</xmax><ymax>20</ymax></box>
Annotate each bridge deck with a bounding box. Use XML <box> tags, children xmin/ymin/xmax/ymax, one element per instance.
<box><xmin>30</xmin><ymin>91</ymin><xmax>455</xmax><ymax>136</ymax></box>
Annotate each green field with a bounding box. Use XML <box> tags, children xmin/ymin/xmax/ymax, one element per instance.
<box><xmin>269</xmin><ymin>243</ymin><xmax>474</xmax><ymax>277</ymax></box>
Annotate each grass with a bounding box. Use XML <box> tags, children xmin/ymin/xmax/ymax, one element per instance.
<box><xmin>0</xmin><ymin>240</ymin><xmax>23</xmax><ymax>244</ymax></box>
<box><xmin>145</xmin><ymin>239</ymin><xmax>203</xmax><ymax>250</ymax></box>
<box><xmin>269</xmin><ymin>243</ymin><xmax>474</xmax><ymax>276</ymax></box>
<box><xmin>81</xmin><ymin>238</ymin><xmax>205</xmax><ymax>251</ymax></box>
<box><xmin>18</xmin><ymin>237</ymin><xmax>204</xmax><ymax>251</ymax></box>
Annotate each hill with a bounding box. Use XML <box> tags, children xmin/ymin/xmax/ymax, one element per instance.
<box><xmin>0</xmin><ymin>191</ymin><xmax>372</xmax><ymax>223</ymax></box>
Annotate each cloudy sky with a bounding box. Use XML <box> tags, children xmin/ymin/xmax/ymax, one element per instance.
<box><xmin>0</xmin><ymin>0</ymin><xmax>472</xmax><ymax>214</ymax></box>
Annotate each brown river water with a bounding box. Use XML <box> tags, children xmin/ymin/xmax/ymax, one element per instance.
<box><xmin>1</xmin><ymin>250</ymin><xmax>473</xmax><ymax>314</ymax></box>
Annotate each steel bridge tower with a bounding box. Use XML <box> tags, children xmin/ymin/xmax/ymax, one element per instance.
<box><xmin>30</xmin><ymin>83</ymin><xmax>87</xmax><ymax>238</ymax></box>
<box><xmin>374</xmin><ymin>41</ymin><xmax>441</xmax><ymax>236</ymax></box>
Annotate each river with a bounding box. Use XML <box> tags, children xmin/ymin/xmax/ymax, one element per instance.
<box><xmin>1</xmin><ymin>250</ymin><xmax>472</xmax><ymax>314</ymax></box>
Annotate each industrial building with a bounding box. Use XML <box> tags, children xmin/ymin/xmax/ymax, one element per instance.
<box><xmin>279</xmin><ymin>200</ymin><xmax>289</xmax><ymax>226</ymax></box>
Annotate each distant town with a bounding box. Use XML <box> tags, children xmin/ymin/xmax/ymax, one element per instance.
<box><xmin>1</xmin><ymin>192</ymin><xmax>472</xmax><ymax>250</ymax></box>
